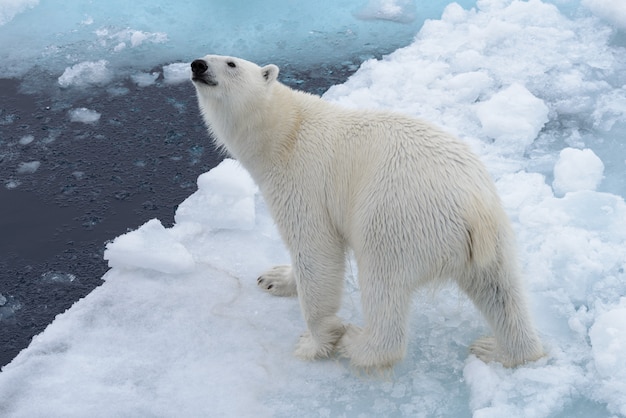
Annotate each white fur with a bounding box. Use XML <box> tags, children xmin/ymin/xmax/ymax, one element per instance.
<box><xmin>191</xmin><ymin>55</ymin><xmax>544</xmax><ymax>370</ymax></box>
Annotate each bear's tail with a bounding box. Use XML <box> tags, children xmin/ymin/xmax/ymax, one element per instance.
<box><xmin>465</xmin><ymin>196</ymin><xmax>508</xmax><ymax>269</ymax></box>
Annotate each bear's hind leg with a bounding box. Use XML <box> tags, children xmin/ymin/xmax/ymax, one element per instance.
<box><xmin>459</xmin><ymin>259</ymin><xmax>544</xmax><ymax>367</ymax></box>
<box><xmin>337</xmin><ymin>266</ymin><xmax>413</xmax><ymax>370</ymax></box>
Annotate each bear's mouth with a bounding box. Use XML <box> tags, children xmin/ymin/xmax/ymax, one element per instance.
<box><xmin>192</xmin><ymin>76</ymin><xmax>218</xmax><ymax>86</ymax></box>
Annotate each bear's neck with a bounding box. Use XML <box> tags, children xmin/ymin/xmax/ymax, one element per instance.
<box><xmin>207</xmin><ymin>83</ymin><xmax>303</xmax><ymax>185</ymax></box>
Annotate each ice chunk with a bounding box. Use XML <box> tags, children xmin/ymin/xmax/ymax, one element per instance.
<box><xmin>68</xmin><ymin>107</ymin><xmax>101</xmax><ymax>124</ymax></box>
<box><xmin>95</xmin><ymin>28</ymin><xmax>167</xmax><ymax>50</ymax></box>
<box><xmin>0</xmin><ymin>295</ymin><xmax>21</xmax><ymax>320</ymax></box>
<box><xmin>356</xmin><ymin>0</ymin><xmax>416</xmax><ymax>23</ymax></box>
<box><xmin>475</xmin><ymin>83</ymin><xmax>549</xmax><ymax>154</ymax></box>
<box><xmin>131</xmin><ymin>71</ymin><xmax>160</xmax><ymax>87</ymax></box>
<box><xmin>58</xmin><ymin>60</ymin><xmax>112</xmax><ymax>88</ymax></box>
<box><xmin>104</xmin><ymin>218</ymin><xmax>195</xmax><ymax>274</ymax></box>
<box><xmin>175</xmin><ymin>159</ymin><xmax>258</xmax><ymax>231</ymax></box>
<box><xmin>553</xmin><ymin>148</ymin><xmax>604</xmax><ymax>195</ymax></box>
<box><xmin>16</xmin><ymin>161</ymin><xmax>40</xmax><ymax>174</ymax></box>
<box><xmin>4</xmin><ymin>179</ymin><xmax>20</xmax><ymax>189</ymax></box>
<box><xmin>41</xmin><ymin>271</ymin><xmax>76</xmax><ymax>284</ymax></box>
<box><xmin>18</xmin><ymin>134</ymin><xmax>34</xmax><ymax>145</ymax></box>
<box><xmin>162</xmin><ymin>63</ymin><xmax>191</xmax><ymax>85</ymax></box>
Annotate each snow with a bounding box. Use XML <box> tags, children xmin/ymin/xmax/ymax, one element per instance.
<box><xmin>1</xmin><ymin>0</ymin><xmax>626</xmax><ymax>417</ymax></box>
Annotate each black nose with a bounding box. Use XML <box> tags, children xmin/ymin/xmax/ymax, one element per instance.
<box><xmin>191</xmin><ymin>59</ymin><xmax>208</xmax><ymax>75</ymax></box>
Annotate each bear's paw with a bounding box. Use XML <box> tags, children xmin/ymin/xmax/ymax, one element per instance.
<box><xmin>337</xmin><ymin>324</ymin><xmax>404</xmax><ymax>372</ymax></box>
<box><xmin>257</xmin><ymin>265</ymin><xmax>297</xmax><ymax>297</ymax></box>
<box><xmin>294</xmin><ymin>317</ymin><xmax>346</xmax><ymax>360</ymax></box>
<box><xmin>470</xmin><ymin>336</ymin><xmax>545</xmax><ymax>367</ymax></box>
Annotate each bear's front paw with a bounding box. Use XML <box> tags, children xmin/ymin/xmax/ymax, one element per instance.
<box><xmin>257</xmin><ymin>265</ymin><xmax>297</xmax><ymax>297</ymax></box>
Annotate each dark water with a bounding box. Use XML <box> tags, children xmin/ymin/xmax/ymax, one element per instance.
<box><xmin>0</xmin><ymin>60</ymin><xmax>362</xmax><ymax>368</ymax></box>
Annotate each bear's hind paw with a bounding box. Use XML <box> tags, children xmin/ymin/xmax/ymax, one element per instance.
<box><xmin>294</xmin><ymin>329</ymin><xmax>343</xmax><ymax>360</ymax></box>
<box><xmin>469</xmin><ymin>336</ymin><xmax>499</xmax><ymax>362</ymax></box>
<box><xmin>337</xmin><ymin>324</ymin><xmax>403</xmax><ymax>372</ymax></box>
<box><xmin>470</xmin><ymin>336</ymin><xmax>544</xmax><ymax>367</ymax></box>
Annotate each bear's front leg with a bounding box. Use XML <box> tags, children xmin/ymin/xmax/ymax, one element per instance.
<box><xmin>290</xmin><ymin>237</ymin><xmax>347</xmax><ymax>361</ymax></box>
<box><xmin>257</xmin><ymin>265</ymin><xmax>297</xmax><ymax>297</ymax></box>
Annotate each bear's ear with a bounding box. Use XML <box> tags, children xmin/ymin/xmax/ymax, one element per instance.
<box><xmin>261</xmin><ymin>64</ymin><xmax>279</xmax><ymax>84</ymax></box>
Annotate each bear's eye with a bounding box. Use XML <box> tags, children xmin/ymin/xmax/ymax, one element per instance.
<box><xmin>227</xmin><ymin>61</ymin><xmax>237</xmax><ymax>68</ymax></box>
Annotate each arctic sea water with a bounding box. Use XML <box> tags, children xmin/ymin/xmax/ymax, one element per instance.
<box><xmin>1</xmin><ymin>0</ymin><xmax>626</xmax><ymax>417</ymax></box>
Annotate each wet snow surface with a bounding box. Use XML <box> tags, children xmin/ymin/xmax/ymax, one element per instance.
<box><xmin>1</xmin><ymin>0</ymin><xmax>626</xmax><ymax>417</ymax></box>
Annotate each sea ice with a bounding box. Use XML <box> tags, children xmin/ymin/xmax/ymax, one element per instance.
<box><xmin>1</xmin><ymin>0</ymin><xmax>626</xmax><ymax>417</ymax></box>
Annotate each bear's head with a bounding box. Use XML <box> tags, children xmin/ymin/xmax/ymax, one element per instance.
<box><xmin>190</xmin><ymin>55</ymin><xmax>283</xmax><ymax>162</ymax></box>
<box><xmin>190</xmin><ymin>55</ymin><xmax>279</xmax><ymax>105</ymax></box>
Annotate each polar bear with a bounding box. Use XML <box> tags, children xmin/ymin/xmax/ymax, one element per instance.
<box><xmin>191</xmin><ymin>55</ymin><xmax>544</xmax><ymax>370</ymax></box>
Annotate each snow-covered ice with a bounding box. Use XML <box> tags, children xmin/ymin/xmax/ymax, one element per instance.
<box><xmin>1</xmin><ymin>0</ymin><xmax>626</xmax><ymax>417</ymax></box>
